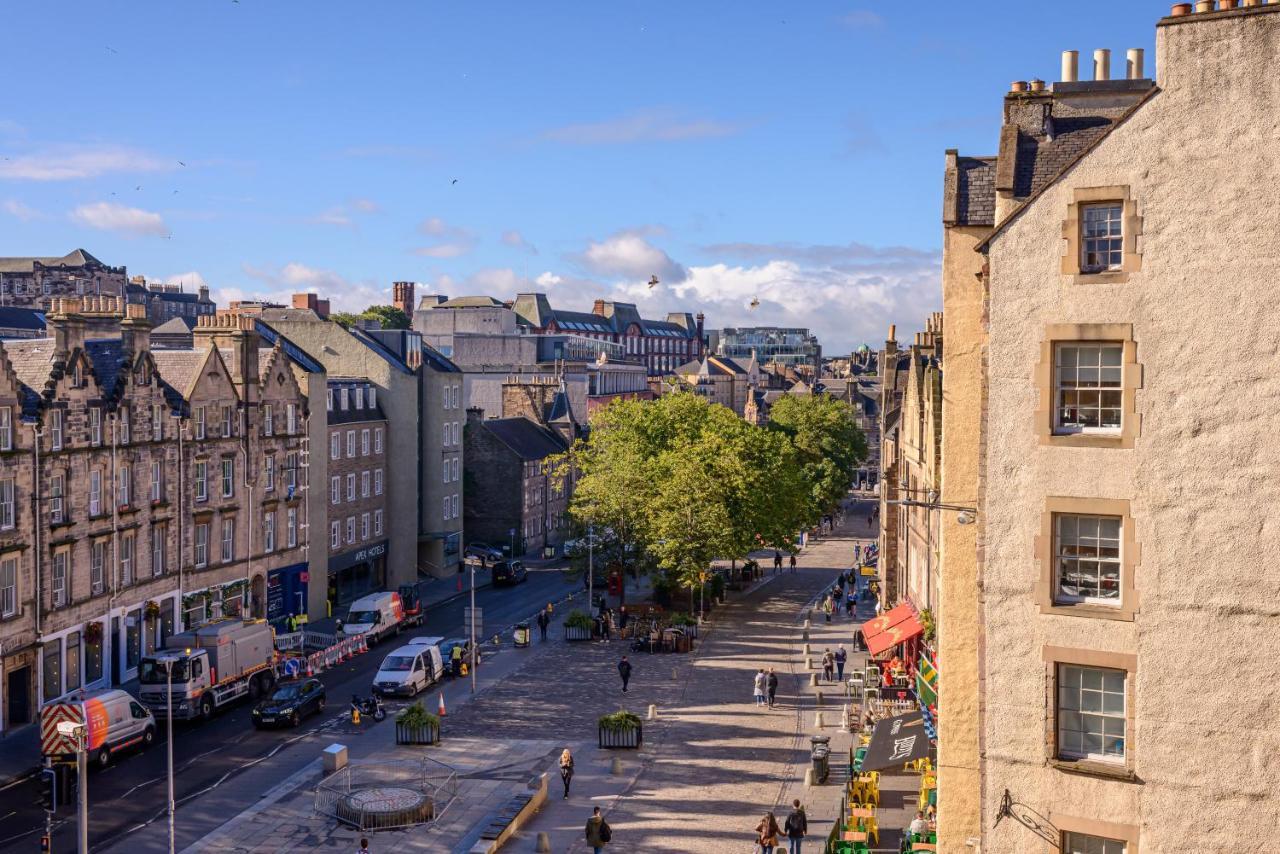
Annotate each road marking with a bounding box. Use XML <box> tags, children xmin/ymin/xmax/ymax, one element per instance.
<box><xmin>0</xmin><ymin>771</ymin><xmax>36</xmax><ymax>792</ymax></box>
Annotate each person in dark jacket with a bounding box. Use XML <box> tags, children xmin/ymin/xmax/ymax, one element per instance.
<box><xmin>789</xmin><ymin>553</ymin><xmax>797</xmax><ymax>572</ymax></box>
<box><xmin>617</xmin><ymin>656</ymin><xmax>632</xmax><ymax>692</ymax></box>
<box><xmin>773</xmin><ymin>551</ymin><xmax>783</xmax><ymax>573</ymax></box>
<box><xmin>585</xmin><ymin>806</ymin><xmax>610</xmax><ymax>851</ymax></box>
<box><xmin>537</xmin><ymin>609</ymin><xmax>550</xmax><ymax>641</ymax></box>
<box><xmin>766</xmin><ymin>668</ymin><xmax>779</xmax><ymax>708</ymax></box>
<box><xmin>784</xmin><ymin>800</ymin><xmax>808</xmax><ymax>853</ymax></box>
<box><xmin>559</xmin><ymin>748</ymin><xmax>574</xmax><ymax>798</ymax></box>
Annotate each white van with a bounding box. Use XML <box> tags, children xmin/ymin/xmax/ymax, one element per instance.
<box><xmin>371</xmin><ymin>637</ymin><xmax>445</xmax><ymax>698</ymax></box>
<box><xmin>40</xmin><ymin>688</ymin><xmax>156</xmax><ymax>769</ymax></box>
<box><xmin>341</xmin><ymin>591</ymin><xmax>404</xmax><ymax>644</ymax></box>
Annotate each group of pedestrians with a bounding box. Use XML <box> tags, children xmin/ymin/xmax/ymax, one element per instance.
<box><xmin>771</xmin><ymin>550</ymin><xmax>798</xmax><ymax>574</ymax></box>
<box><xmin>818</xmin><ymin>645</ymin><xmax>848</xmax><ymax>683</ymax></box>
<box><xmin>752</xmin><ymin>667</ymin><xmax>779</xmax><ymax>707</ymax></box>
<box><xmin>556</xmin><ymin>749</ymin><xmax>613</xmax><ymax>851</ymax></box>
<box><xmin>755</xmin><ymin>800</ymin><xmax>808</xmax><ymax>853</ymax></box>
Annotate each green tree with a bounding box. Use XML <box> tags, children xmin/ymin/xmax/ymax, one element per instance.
<box><xmin>766</xmin><ymin>394</ymin><xmax>867</xmax><ymax>526</ymax></box>
<box><xmin>361</xmin><ymin>304</ymin><xmax>411</xmax><ymax>330</ymax></box>
<box><xmin>329</xmin><ymin>311</ymin><xmax>362</xmax><ymax>329</ymax></box>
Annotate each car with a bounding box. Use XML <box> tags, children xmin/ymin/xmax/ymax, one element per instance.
<box><xmin>465</xmin><ymin>542</ymin><xmax>504</xmax><ymax>564</ymax></box>
<box><xmin>491</xmin><ymin>560</ymin><xmax>528</xmax><ymax>586</ymax></box>
<box><xmin>371</xmin><ymin>637</ymin><xmax>445</xmax><ymax>697</ymax></box>
<box><xmin>439</xmin><ymin>638</ymin><xmax>482</xmax><ymax>676</ymax></box>
<box><xmin>251</xmin><ymin>678</ymin><xmax>326</xmax><ymax>728</ymax></box>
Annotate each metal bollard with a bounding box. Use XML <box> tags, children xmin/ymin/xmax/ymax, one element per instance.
<box><xmin>810</xmin><ymin>673</ymin><xmax>819</xmax><ymax>687</ymax></box>
<box><xmin>536</xmin><ymin>831</ymin><xmax>552</xmax><ymax>852</ymax></box>
<box><xmin>814</xmin><ymin>711</ymin><xmax>825</xmax><ymax>728</ymax></box>
<box><xmin>815</xmin><ymin>691</ymin><xmax>823</xmax><ymax>706</ymax></box>
<box><xmin>611</xmin><ymin>756</ymin><xmax>623</xmax><ymax>775</ymax></box>
<box><xmin>648</xmin><ymin>704</ymin><xmax>658</xmax><ymax>720</ymax></box>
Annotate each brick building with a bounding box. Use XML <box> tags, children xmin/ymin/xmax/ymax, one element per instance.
<box><xmin>0</xmin><ymin>300</ymin><xmax>312</xmax><ymax>732</ymax></box>
<box><xmin>323</xmin><ymin>378</ymin><xmax>389</xmax><ymax>606</ymax></box>
<box><xmin>0</xmin><ymin>250</ymin><xmax>126</xmax><ymax>311</ymax></box>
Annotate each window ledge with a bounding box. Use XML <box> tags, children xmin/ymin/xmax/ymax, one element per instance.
<box><xmin>1042</xmin><ymin>432</ymin><xmax>1130</xmax><ymax>450</ymax></box>
<box><xmin>1072</xmin><ymin>271</ymin><xmax>1130</xmax><ymax>285</ymax></box>
<box><xmin>1050</xmin><ymin>758</ymin><xmax>1137</xmax><ymax>782</ymax></box>
<box><xmin>1040</xmin><ymin>601</ymin><xmax>1135</xmax><ymax>622</ymax></box>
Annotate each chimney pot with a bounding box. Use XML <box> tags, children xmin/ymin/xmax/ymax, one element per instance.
<box><xmin>1194</xmin><ymin>0</ymin><xmax>1215</xmax><ymax>10</ymax></box>
<box><xmin>1126</xmin><ymin>48</ymin><xmax>1145</xmax><ymax>79</ymax></box>
<box><xmin>1093</xmin><ymin>49</ymin><xmax>1111</xmax><ymax>81</ymax></box>
<box><xmin>1010</xmin><ymin>80</ymin><xmax>1028</xmax><ymax>93</ymax></box>
<box><xmin>1219</xmin><ymin>0</ymin><xmax>1239</xmax><ymax>8</ymax></box>
<box><xmin>1028</xmin><ymin>78</ymin><xmax>1045</xmax><ymax>92</ymax></box>
<box><xmin>1170</xmin><ymin>1</ymin><xmax>1192</xmax><ymax>12</ymax></box>
<box><xmin>1061</xmin><ymin>50</ymin><xmax>1079</xmax><ymax>83</ymax></box>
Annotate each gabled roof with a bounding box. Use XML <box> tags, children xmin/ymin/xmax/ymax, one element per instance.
<box><xmin>0</xmin><ymin>249</ymin><xmax>105</xmax><ymax>274</ymax></box>
<box><xmin>150</xmin><ymin>349</ymin><xmax>211</xmax><ymax>398</ymax></box>
<box><xmin>480</xmin><ymin>416</ymin><xmax>568</xmax><ymax>461</ymax></box>
<box><xmin>0</xmin><ymin>307</ymin><xmax>47</xmax><ymax>331</ymax></box>
<box><xmin>944</xmin><ymin>155</ymin><xmax>997</xmax><ymax>228</ymax></box>
<box><xmin>152</xmin><ymin>317</ymin><xmax>195</xmax><ymax>334</ymax></box>
<box><xmin>3</xmin><ymin>338</ymin><xmax>58</xmax><ymax>419</ymax></box>
<box><xmin>252</xmin><ymin>320</ymin><xmax>324</xmax><ymax>373</ymax></box>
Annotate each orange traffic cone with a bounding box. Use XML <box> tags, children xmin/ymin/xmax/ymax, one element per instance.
<box><xmin>438</xmin><ymin>692</ymin><xmax>447</xmax><ymax>717</ymax></box>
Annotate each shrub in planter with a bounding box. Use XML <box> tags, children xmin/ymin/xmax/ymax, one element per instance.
<box><xmin>563</xmin><ymin>609</ymin><xmax>594</xmax><ymax>641</ymax></box>
<box><xmin>395</xmin><ymin>701</ymin><xmax>440</xmax><ymax>745</ymax></box>
<box><xmin>598</xmin><ymin>710</ymin><xmax>642</xmax><ymax>749</ymax></box>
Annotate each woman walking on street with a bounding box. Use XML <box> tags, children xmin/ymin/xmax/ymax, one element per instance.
<box><xmin>753</xmin><ymin>669</ymin><xmax>767</xmax><ymax>706</ymax></box>
<box><xmin>559</xmin><ymin>748</ymin><xmax>574</xmax><ymax>799</ymax></box>
<box><xmin>789</xmin><ymin>553</ymin><xmax>797</xmax><ymax>573</ymax></box>
<box><xmin>755</xmin><ymin>811</ymin><xmax>782</xmax><ymax>854</ymax></box>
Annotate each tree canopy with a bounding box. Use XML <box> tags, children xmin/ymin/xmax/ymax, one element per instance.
<box><xmin>330</xmin><ymin>305</ymin><xmax>411</xmax><ymax>330</ymax></box>
<box><xmin>766</xmin><ymin>393</ymin><xmax>868</xmax><ymax>527</ymax></box>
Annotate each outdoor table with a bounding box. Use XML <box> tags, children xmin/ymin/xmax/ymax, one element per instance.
<box><xmin>842</xmin><ymin>831</ymin><xmax>868</xmax><ymax>842</ymax></box>
<box><xmin>910</xmin><ymin>845</ymin><xmax>937</xmax><ymax>852</ymax></box>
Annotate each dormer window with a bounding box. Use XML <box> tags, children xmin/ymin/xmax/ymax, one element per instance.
<box><xmin>355</xmin><ymin>388</ymin><xmax>364</xmax><ymax>410</ymax></box>
<box><xmin>340</xmin><ymin>388</ymin><xmax>349</xmax><ymax>410</ymax></box>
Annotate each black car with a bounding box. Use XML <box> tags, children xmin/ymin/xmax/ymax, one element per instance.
<box><xmin>251</xmin><ymin>678</ymin><xmax>326</xmax><ymax>728</ymax></box>
<box><xmin>491</xmin><ymin>560</ymin><xmax>528</xmax><ymax>586</ymax></box>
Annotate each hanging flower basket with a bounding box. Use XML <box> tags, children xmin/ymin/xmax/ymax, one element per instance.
<box><xmin>85</xmin><ymin>622</ymin><xmax>104</xmax><ymax>644</ymax></box>
<box><xmin>144</xmin><ymin>600</ymin><xmax>161</xmax><ymax>622</ymax></box>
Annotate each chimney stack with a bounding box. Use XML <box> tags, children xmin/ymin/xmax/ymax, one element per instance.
<box><xmin>120</xmin><ymin>303</ymin><xmax>152</xmax><ymax>358</ymax></box>
<box><xmin>1093</xmin><ymin>49</ymin><xmax>1111</xmax><ymax>81</ymax></box>
<box><xmin>392</xmin><ymin>281</ymin><xmax>415</xmax><ymax>321</ymax></box>
<box><xmin>591</xmin><ymin>299</ymin><xmax>607</xmax><ymax>316</ymax></box>
<box><xmin>195</xmin><ymin>314</ymin><xmax>261</xmax><ymax>403</ymax></box>
<box><xmin>48</xmin><ymin>298</ymin><xmax>87</xmax><ymax>356</ymax></box>
<box><xmin>1061</xmin><ymin>50</ymin><xmax>1079</xmax><ymax>83</ymax></box>
<box><xmin>1126</xmin><ymin>48</ymin><xmax>1145</xmax><ymax>80</ymax></box>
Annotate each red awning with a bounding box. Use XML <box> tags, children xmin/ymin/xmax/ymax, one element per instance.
<box><xmin>859</xmin><ymin>604</ymin><xmax>916</xmax><ymax>641</ymax></box>
<box><xmin>865</xmin><ymin>613</ymin><xmax>923</xmax><ymax>657</ymax></box>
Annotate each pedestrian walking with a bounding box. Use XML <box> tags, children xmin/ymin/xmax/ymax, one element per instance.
<box><xmin>559</xmin><ymin>748</ymin><xmax>574</xmax><ymax>799</ymax></box>
<box><xmin>617</xmin><ymin>656</ymin><xmax>632</xmax><ymax>692</ymax></box>
<box><xmin>600</xmin><ymin>609</ymin><xmax>612</xmax><ymax>641</ymax></box>
<box><xmin>784</xmin><ymin>800</ymin><xmax>808</xmax><ymax>854</ymax></box>
<box><xmin>766</xmin><ymin>668</ymin><xmax>779</xmax><ymax>708</ymax></box>
<box><xmin>789</xmin><ymin>553</ymin><xmax>797</xmax><ymax>573</ymax></box>
<box><xmin>755</xmin><ymin>811</ymin><xmax>782</xmax><ymax>854</ymax></box>
<box><xmin>835</xmin><ymin>646</ymin><xmax>847</xmax><ymax>682</ymax></box>
<box><xmin>845</xmin><ymin>590</ymin><xmax>855</xmax><ymax>617</ymax></box>
<box><xmin>356</xmin><ymin>838</ymin><xmax>370</xmax><ymax>854</ymax></box>
<box><xmin>537</xmin><ymin>609</ymin><xmax>550</xmax><ymax>641</ymax></box>
<box><xmin>753</xmin><ymin>669</ymin><xmax>767</xmax><ymax>706</ymax></box>
<box><xmin>821</xmin><ymin>649</ymin><xmax>834</xmax><ymax>683</ymax></box>
<box><xmin>585</xmin><ymin>806</ymin><xmax>611</xmax><ymax>852</ymax></box>
<box><xmin>822</xmin><ymin>596</ymin><xmax>833</xmax><ymax>623</ymax></box>
<box><xmin>854</xmin><ymin>543</ymin><xmax>862</xmax><ymax>562</ymax></box>
<box><xmin>773</xmin><ymin>550</ymin><xmax>783</xmax><ymax>574</ymax></box>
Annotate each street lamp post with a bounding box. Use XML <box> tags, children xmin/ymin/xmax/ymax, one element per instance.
<box><xmin>156</xmin><ymin>653</ymin><xmax>181</xmax><ymax>854</ymax></box>
<box><xmin>469</xmin><ymin>561</ymin><xmax>477</xmax><ymax>695</ymax></box>
<box><xmin>587</xmin><ymin>524</ymin><xmax>594</xmax><ymax>618</ymax></box>
<box><xmin>56</xmin><ymin>722</ymin><xmax>88</xmax><ymax>854</ymax></box>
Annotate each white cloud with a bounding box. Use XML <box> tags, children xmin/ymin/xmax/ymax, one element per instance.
<box><xmin>414</xmin><ymin>216</ymin><xmax>475</xmax><ymax>258</ymax></box>
<box><xmin>0</xmin><ymin>145</ymin><xmax>172</xmax><ymax>181</ymax></box>
<box><xmin>574</xmin><ymin>230</ymin><xmax>686</xmax><ymax>283</ymax></box>
<box><xmin>2</xmin><ymin>199</ymin><xmax>44</xmax><ymax>221</ymax></box>
<box><xmin>163</xmin><ymin>271</ymin><xmax>207</xmax><ymax>290</ymax></box>
<box><xmin>310</xmin><ymin>198</ymin><xmax>379</xmax><ymax>228</ymax></box>
<box><xmin>70</xmin><ymin>201</ymin><xmax>169</xmax><ymax>237</ymax></box>
<box><xmin>501</xmin><ymin>230</ymin><xmax>538</xmax><ymax>254</ymax></box>
<box><xmin>351</xmin><ymin>198</ymin><xmax>379</xmax><ymax>213</ymax></box>
<box><xmin>543</xmin><ymin>109</ymin><xmax>746</xmax><ymax>145</ymax></box>
<box><xmin>242</xmin><ymin>262</ymin><xmax>390</xmax><ymax>312</ymax></box>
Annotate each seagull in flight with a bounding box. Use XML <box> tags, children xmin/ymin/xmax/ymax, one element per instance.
<box><xmin>135</xmin><ymin>185</ymin><xmax>142</xmax><ymax>191</ymax></box>
<box><xmin>105</xmin><ymin>46</ymin><xmax>118</xmax><ymax>54</ymax></box>
<box><xmin>749</xmin><ymin>297</ymin><xmax>761</xmax><ymax>310</ymax></box>
<box><xmin>451</xmin><ymin>178</ymin><xmax>458</xmax><ymax>185</ymax></box>
<box><xmin>648</xmin><ymin>275</ymin><xmax>659</xmax><ymax>290</ymax></box>
<box><xmin>178</xmin><ymin>161</ymin><xmax>186</xmax><ymax>167</ymax></box>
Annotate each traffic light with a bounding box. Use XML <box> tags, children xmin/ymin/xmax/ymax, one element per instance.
<box><xmin>39</xmin><ymin>835</ymin><xmax>50</xmax><ymax>853</ymax></box>
<box><xmin>39</xmin><ymin>767</ymin><xmax>57</xmax><ymax>812</ymax></box>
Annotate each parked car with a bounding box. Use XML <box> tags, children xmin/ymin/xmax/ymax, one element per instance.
<box><xmin>438</xmin><ymin>638</ymin><xmax>482</xmax><ymax>676</ymax></box>
<box><xmin>371</xmin><ymin>637</ymin><xmax>445</xmax><ymax>697</ymax></box>
<box><xmin>465</xmin><ymin>542</ymin><xmax>504</xmax><ymax>564</ymax></box>
<box><xmin>492</xmin><ymin>560</ymin><xmax>528</xmax><ymax>586</ymax></box>
<box><xmin>251</xmin><ymin>678</ymin><xmax>326</xmax><ymax>728</ymax></box>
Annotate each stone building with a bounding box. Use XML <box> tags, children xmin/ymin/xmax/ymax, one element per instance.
<box><xmin>0</xmin><ymin>301</ymin><xmax>312</xmax><ymax>732</ymax></box>
<box><xmin>955</xmin><ymin>6</ymin><xmax>1280</xmax><ymax>850</ymax></box>
<box><xmin>671</xmin><ymin>354</ymin><xmax>761</xmax><ymax>417</ymax></box>
<box><xmin>125</xmin><ymin>277</ymin><xmax>216</xmax><ymax>327</ymax></box>
<box><xmin>0</xmin><ymin>250</ymin><xmax>126</xmax><ymax>310</ymax></box>
<box><xmin>876</xmin><ymin>328</ymin><xmax>911</xmax><ymax>600</ymax></box>
<box><xmin>713</xmin><ymin>326</ymin><xmax>821</xmax><ymax>371</ymax></box>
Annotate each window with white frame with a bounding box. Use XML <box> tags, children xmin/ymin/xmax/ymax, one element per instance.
<box><xmin>330</xmin><ymin>521</ymin><xmax>340</xmax><ymax>549</ymax></box>
<box><xmin>194</xmin><ymin>524</ymin><xmax>209</xmax><ymax>568</ymax></box>
<box><xmin>0</xmin><ymin>478</ymin><xmax>14</xmax><ymax>530</ymax></box>
<box><xmin>285</xmin><ymin>452</ymin><xmax>298</xmax><ymax>492</ymax></box>
<box><xmin>361</xmin><ymin>429</ymin><xmax>370</xmax><ymax>456</ymax></box>
<box><xmin>346</xmin><ymin>430</ymin><xmax>356</xmax><ymax>458</ymax></box>
<box><xmin>194</xmin><ymin>406</ymin><xmax>206</xmax><ymax>440</ymax></box>
<box><xmin>0</xmin><ymin>405</ymin><xmax>11</xmax><ymax>450</ymax></box>
<box><xmin>49</xmin><ymin>473</ymin><xmax>64</xmax><ymax>523</ymax></box>
<box><xmin>195</xmin><ymin>461</ymin><xmax>208</xmax><ymax>502</ymax></box>
<box><xmin>346</xmin><ymin>517</ymin><xmax>355</xmax><ymax>544</ymax></box>
<box><xmin>330</xmin><ymin>432</ymin><xmax>340</xmax><ymax>460</ymax></box>
<box><xmin>91</xmin><ymin>541</ymin><xmax>106</xmax><ymax>593</ymax></box>
<box><xmin>442</xmin><ymin>423</ymin><xmax>450</xmax><ymax>447</ymax></box>
<box><xmin>354</xmin><ymin>388</ymin><xmax>363</xmax><ymax>410</ymax></box>
<box><xmin>1064</xmin><ymin>832</ymin><xmax>1126</xmax><ymax>854</ymax></box>
<box><xmin>327</xmin><ymin>391</ymin><xmax>334</xmax><ymax>411</ymax></box>
<box><xmin>152</xmin><ymin>525</ymin><xmax>165</xmax><ymax>576</ymax></box>
<box><xmin>1055</xmin><ymin>514</ymin><xmax>1121</xmax><ymax>605</ymax></box>
<box><xmin>451</xmin><ymin>422</ymin><xmax>459</xmax><ymax>446</ymax></box>
<box><xmin>374</xmin><ymin>509</ymin><xmax>383</xmax><ymax>536</ymax></box>
<box><xmin>118</xmin><ymin>406</ymin><xmax>130</xmax><ymax>445</ymax></box>
<box><xmin>221</xmin><ymin>459</ymin><xmax>234</xmax><ymax>498</ymax></box>
<box><xmin>443</xmin><ymin>496</ymin><xmax>450</xmax><ymax>519</ymax></box>
<box><xmin>361</xmin><ymin>471</ymin><xmax>370</xmax><ymax>498</ymax></box>
<box><xmin>286</xmin><ymin>403</ymin><xmax>298</xmax><ymax>434</ymax></box>
<box><xmin>150</xmin><ymin>460</ymin><xmax>162</xmax><ymax>502</ymax></box>
<box><xmin>221</xmin><ymin>518</ymin><xmax>235</xmax><ymax>563</ymax></box>
<box><xmin>452</xmin><ymin>458</ymin><xmax>460</xmax><ymax>482</ymax></box>
<box><xmin>369</xmin><ymin>387</ymin><xmax>377</xmax><ymax>408</ymax></box>
<box><xmin>264</xmin><ymin>456</ymin><xmax>275</xmax><ymax>491</ymax></box>
<box><xmin>340</xmin><ymin>388</ymin><xmax>349</xmax><ymax>410</ymax></box>
<box><xmin>221</xmin><ymin>405</ymin><xmax>233</xmax><ymax>437</ymax></box>
<box><xmin>1055</xmin><ymin>343</ymin><xmax>1123</xmax><ymax>434</ymax></box>
<box><xmin>121</xmin><ymin>533</ymin><xmax>134</xmax><ymax>585</ymax></box>
<box><xmin>1080</xmin><ymin>203</ymin><xmax>1124</xmax><ymax>273</ymax></box>
<box><xmin>287</xmin><ymin>507</ymin><xmax>297</xmax><ymax>548</ymax></box>
<box><xmin>89</xmin><ymin>407</ymin><xmax>102</xmax><ymax>446</ymax></box>
<box><xmin>262</xmin><ymin>404</ymin><xmax>273</xmax><ymax>436</ymax></box>
<box><xmin>330</xmin><ymin>475</ymin><xmax>340</xmax><ymax>505</ymax></box>
<box><xmin>0</xmin><ymin>556</ymin><xmax>16</xmax><ymax>617</ymax></box>
<box><xmin>52</xmin><ymin>550</ymin><xmax>68</xmax><ymax>608</ymax></box>
<box><xmin>361</xmin><ymin>512</ymin><xmax>370</xmax><ymax>540</ymax></box>
<box><xmin>1057</xmin><ymin>664</ymin><xmax>1126</xmax><ymax>763</ymax></box>
<box><xmin>50</xmin><ymin>410</ymin><xmax>63</xmax><ymax>450</ymax></box>
<box><xmin>442</xmin><ymin>465</ymin><xmax>449</xmax><ymax>485</ymax></box>
<box><xmin>346</xmin><ymin>474</ymin><xmax>355</xmax><ymax>502</ymax></box>
<box><xmin>263</xmin><ymin>513</ymin><xmax>275</xmax><ymax>553</ymax></box>
<box><xmin>451</xmin><ymin>494</ymin><xmax>459</xmax><ymax>519</ymax></box>
<box><xmin>372</xmin><ymin>469</ymin><xmax>381</xmax><ymax>496</ymax></box>
<box><xmin>117</xmin><ymin>465</ymin><xmax>130</xmax><ymax>507</ymax></box>
<box><xmin>374</xmin><ymin>427</ymin><xmax>383</xmax><ymax>454</ymax></box>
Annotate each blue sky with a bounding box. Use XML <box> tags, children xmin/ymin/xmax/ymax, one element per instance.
<box><xmin>1</xmin><ymin>1</ymin><xmax>1159</xmax><ymax>351</ymax></box>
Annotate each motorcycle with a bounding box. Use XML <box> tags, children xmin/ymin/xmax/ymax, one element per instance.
<box><xmin>350</xmin><ymin>693</ymin><xmax>386</xmax><ymax>723</ymax></box>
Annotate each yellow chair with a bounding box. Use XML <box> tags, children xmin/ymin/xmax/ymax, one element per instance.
<box><xmin>862</xmin><ymin>815</ymin><xmax>879</xmax><ymax>845</ymax></box>
<box><xmin>922</xmin><ymin>771</ymin><xmax>937</xmax><ymax>788</ymax></box>
<box><xmin>864</xmin><ymin>785</ymin><xmax>880</xmax><ymax>806</ymax></box>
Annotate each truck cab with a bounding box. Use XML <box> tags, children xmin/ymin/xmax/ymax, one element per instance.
<box><xmin>138</xmin><ymin>620</ymin><xmax>276</xmax><ymax>720</ymax></box>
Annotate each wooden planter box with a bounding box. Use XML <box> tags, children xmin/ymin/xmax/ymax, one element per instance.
<box><xmin>395</xmin><ymin>722</ymin><xmax>440</xmax><ymax>745</ymax></box>
<box><xmin>599</xmin><ymin>724</ymin><xmax>642</xmax><ymax>749</ymax></box>
<box><xmin>564</xmin><ymin>624</ymin><xmax>592</xmax><ymax>642</ymax></box>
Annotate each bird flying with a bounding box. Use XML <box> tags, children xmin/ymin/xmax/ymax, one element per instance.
<box><xmin>648</xmin><ymin>275</ymin><xmax>659</xmax><ymax>289</ymax></box>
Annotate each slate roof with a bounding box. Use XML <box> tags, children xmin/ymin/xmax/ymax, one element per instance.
<box><xmin>152</xmin><ymin>317</ymin><xmax>195</xmax><ymax>334</ymax></box>
<box><xmin>437</xmin><ymin>296</ymin><xmax>505</xmax><ymax>309</ymax></box>
<box><xmin>951</xmin><ymin>156</ymin><xmax>997</xmax><ymax>227</ymax></box>
<box><xmin>1012</xmin><ymin>116</ymin><xmax>1115</xmax><ymax>200</ymax></box>
<box><xmin>0</xmin><ymin>249</ymin><xmax>105</xmax><ymax>274</ymax></box>
<box><xmin>4</xmin><ymin>339</ymin><xmax>56</xmax><ymax>418</ymax></box>
<box><xmin>481</xmin><ymin>416</ymin><xmax>568</xmax><ymax>461</ymax></box>
<box><xmin>0</xmin><ymin>307</ymin><xmax>47</xmax><ymax>331</ymax></box>
<box><xmin>421</xmin><ymin>343</ymin><xmax>461</xmax><ymax>374</ymax></box>
<box><xmin>150</xmin><ymin>349</ymin><xmax>206</xmax><ymax>396</ymax></box>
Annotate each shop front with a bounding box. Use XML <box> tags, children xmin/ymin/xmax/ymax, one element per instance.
<box><xmin>1</xmin><ymin>631</ymin><xmax>38</xmax><ymax>733</ymax></box>
<box><xmin>182</xmin><ymin>578</ymin><xmax>251</xmax><ymax>630</ymax></box>
<box><xmin>328</xmin><ymin>540</ymin><xmax>388</xmax><ymax>612</ymax></box>
<box><xmin>267</xmin><ymin>562</ymin><xmax>310</xmax><ymax>630</ymax></box>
